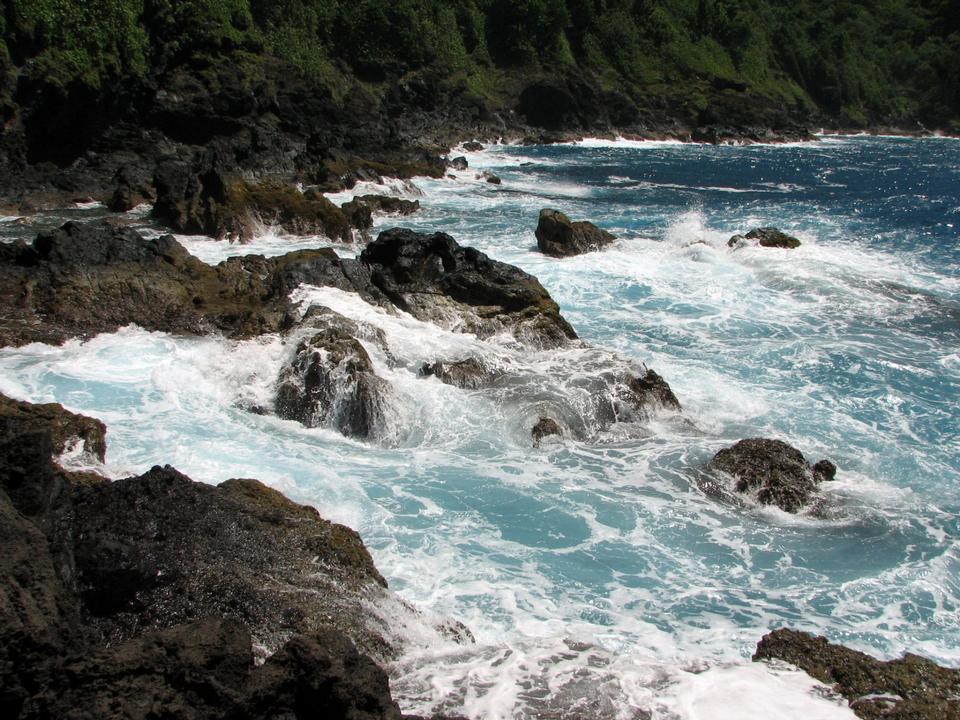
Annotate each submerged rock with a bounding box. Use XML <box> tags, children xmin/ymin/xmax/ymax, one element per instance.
<box><xmin>728</xmin><ymin>227</ymin><xmax>802</xmax><ymax>249</ymax></box>
<box><xmin>449</xmin><ymin>156</ymin><xmax>469</xmax><ymax>171</ymax></box>
<box><xmin>419</xmin><ymin>358</ymin><xmax>497</xmax><ymax>389</ymax></box>
<box><xmin>535</xmin><ymin>208</ymin><xmax>615</xmax><ymax>257</ymax></box>
<box><xmin>620</xmin><ymin>370</ymin><xmax>682</xmax><ymax>413</ymax></box>
<box><xmin>479</xmin><ymin>171</ymin><xmax>501</xmax><ymax>184</ymax></box>
<box><xmin>754</xmin><ymin>628</ymin><xmax>960</xmax><ymax>720</ymax></box>
<box><xmin>360</xmin><ymin>228</ymin><xmax>578</xmax><ymax>348</ymax></box>
<box><xmin>707</xmin><ymin>438</ymin><xmax>836</xmax><ymax>513</ymax></box>
<box><xmin>532</xmin><ymin>417</ymin><xmax>562</xmax><ymax>445</ymax></box>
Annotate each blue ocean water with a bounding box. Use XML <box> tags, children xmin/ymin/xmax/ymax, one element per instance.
<box><xmin>1</xmin><ymin>136</ymin><xmax>958</xmax><ymax>718</ymax></box>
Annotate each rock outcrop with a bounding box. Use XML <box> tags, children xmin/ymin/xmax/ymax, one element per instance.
<box><xmin>532</xmin><ymin>417</ymin><xmax>562</xmax><ymax>445</ymax></box>
<box><xmin>728</xmin><ymin>227</ymin><xmax>802</xmax><ymax>249</ymax></box>
<box><xmin>707</xmin><ymin>438</ymin><xmax>836</xmax><ymax>513</ymax></box>
<box><xmin>0</xmin><ymin>395</ymin><xmax>433</xmax><ymax>719</ymax></box>
<box><xmin>275</xmin><ymin>309</ymin><xmax>393</xmax><ymax>440</ymax></box>
<box><xmin>754</xmin><ymin>628</ymin><xmax>960</xmax><ymax>720</ymax></box>
<box><xmin>419</xmin><ymin>358</ymin><xmax>497</xmax><ymax>389</ymax></box>
<box><xmin>0</xmin><ymin>221</ymin><xmax>369</xmax><ymax>347</ymax></box>
<box><xmin>360</xmin><ymin>228</ymin><xmax>578</xmax><ymax>348</ymax></box>
<box><xmin>535</xmin><ymin>209</ymin><xmax>615</xmax><ymax>257</ymax></box>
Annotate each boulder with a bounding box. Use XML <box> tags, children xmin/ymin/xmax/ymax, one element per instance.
<box><xmin>707</xmin><ymin>438</ymin><xmax>837</xmax><ymax>513</ymax></box>
<box><xmin>0</xmin><ymin>395</ymin><xmax>106</xmax><ymax>463</ymax></box>
<box><xmin>106</xmin><ymin>165</ymin><xmax>154</xmax><ymax>213</ymax></box>
<box><xmin>754</xmin><ymin>628</ymin><xmax>960</xmax><ymax>720</ymax></box>
<box><xmin>532</xmin><ymin>417</ymin><xmax>562</xmax><ymax>445</ymax></box>
<box><xmin>728</xmin><ymin>227</ymin><xmax>802</xmax><ymax>249</ymax></box>
<box><xmin>275</xmin><ymin>322</ymin><xmax>392</xmax><ymax>440</ymax></box>
<box><xmin>462</xmin><ymin>141</ymin><xmax>484</xmax><ymax>152</ymax></box>
<box><xmin>619</xmin><ymin>370</ymin><xmax>682</xmax><ymax>414</ymax></box>
<box><xmin>535</xmin><ymin>209</ymin><xmax>615</xmax><ymax>258</ymax></box>
<box><xmin>419</xmin><ymin>358</ymin><xmax>496</xmax><ymax>389</ymax></box>
<box><xmin>449</xmin><ymin>156</ymin><xmax>468</xmax><ymax>171</ymax></box>
<box><xmin>360</xmin><ymin>228</ymin><xmax>578</xmax><ymax>348</ymax></box>
<box><xmin>479</xmin><ymin>171</ymin><xmax>501</xmax><ymax>184</ymax></box>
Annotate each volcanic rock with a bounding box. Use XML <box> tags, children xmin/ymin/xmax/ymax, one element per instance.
<box><xmin>419</xmin><ymin>358</ymin><xmax>496</xmax><ymax>389</ymax></box>
<box><xmin>532</xmin><ymin>417</ymin><xmax>562</xmax><ymax>445</ymax></box>
<box><xmin>360</xmin><ymin>228</ymin><xmax>578</xmax><ymax>348</ymax></box>
<box><xmin>535</xmin><ymin>209</ymin><xmax>615</xmax><ymax>257</ymax></box>
<box><xmin>449</xmin><ymin>156</ymin><xmax>469</xmax><ymax>170</ymax></box>
<box><xmin>728</xmin><ymin>227</ymin><xmax>802</xmax><ymax>249</ymax></box>
<box><xmin>708</xmin><ymin>438</ymin><xmax>837</xmax><ymax>513</ymax></box>
<box><xmin>754</xmin><ymin>628</ymin><xmax>960</xmax><ymax>720</ymax></box>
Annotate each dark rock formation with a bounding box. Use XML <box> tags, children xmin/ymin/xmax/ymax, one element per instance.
<box><xmin>360</xmin><ymin>228</ymin><xmax>578</xmax><ymax>348</ymax></box>
<box><xmin>275</xmin><ymin>313</ymin><xmax>392</xmax><ymax>440</ymax></box>
<box><xmin>462</xmin><ymin>141</ymin><xmax>484</xmax><ymax>152</ymax></box>
<box><xmin>708</xmin><ymin>438</ymin><xmax>837</xmax><ymax>513</ymax></box>
<box><xmin>532</xmin><ymin>417</ymin><xmax>562</xmax><ymax>445</ymax></box>
<box><xmin>449</xmin><ymin>156</ymin><xmax>469</xmax><ymax>170</ymax></box>
<box><xmin>341</xmin><ymin>195</ymin><xmax>422</xmax><ymax>234</ymax></box>
<box><xmin>609</xmin><ymin>369</ymin><xmax>682</xmax><ymax>419</ymax></box>
<box><xmin>728</xmin><ymin>227</ymin><xmax>802</xmax><ymax>249</ymax></box>
<box><xmin>754</xmin><ymin>629</ymin><xmax>960</xmax><ymax>720</ymax></box>
<box><xmin>0</xmin><ymin>221</ymin><xmax>369</xmax><ymax>347</ymax></box>
<box><xmin>153</xmin><ymin>162</ymin><xmax>356</xmax><ymax>242</ymax></box>
<box><xmin>479</xmin><ymin>171</ymin><xmax>501</xmax><ymax>184</ymax></box>
<box><xmin>107</xmin><ymin>165</ymin><xmax>154</xmax><ymax>213</ymax></box>
<box><xmin>419</xmin><ymin>358</ymin><xmax>497</xmax><ymax>389</ymax></box>
<box><xmin>0</xmin><ymin>394</ymin><xmax>427</xmax><ymax>719</ymax></box>
<box><xmin>535</xmin><ymin>209</ymin><xmax>615</xmax><ymax>258</ymax></box>
<box><xmin>0</xmin><ymin>395</ymin><xmax>106</xmax><ymax>463</ymax></box>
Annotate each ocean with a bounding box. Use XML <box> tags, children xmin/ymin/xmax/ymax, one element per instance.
<box><xmin>1</xmin><ymin>136</ymin><xmax>958</xmax><ymax>719</ymax></box>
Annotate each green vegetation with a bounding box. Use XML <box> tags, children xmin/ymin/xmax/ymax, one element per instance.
<box><xmin>1</xmin><ymin>0</ymin><xmax>958</xmax><ymax>127</ymax></box>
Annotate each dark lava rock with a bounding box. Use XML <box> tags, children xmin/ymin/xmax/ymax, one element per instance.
<box><xmin>535</xmin><ymin>209</ymin><xmax>615</xmax><ymax>258</ymax></box>
<box><xmin>708</xmin><ymin>438</ymin><xmax>837</xmax><ymax>513</ymax></box>
<box><xmin>107</xmin><ymin>165</ymin><xmax>154</xmax><ymax>213</ymax></box>
<box><xmin>728</xmin><ymin>227</ymin><xmax>802</xmax><ymax>249</ymax></box>
<box><xmin>154</xmin><ymin>162</ymin><xmax>357</xmax><ymax>242</ymax></box>
<box><xmin>341</xmin><ymin>195</ymin><xmax>421</xmax><ymax>234</ymax></box>
<box><xmin>462</xmin><ymin>141</ymin><xmax>484</xmax><ymax>152</ymax></box>
<box><xmin>618</xmin><ymin>370</ymin><xmax>682</xmax><ymax>414</ymax></box>
<box><xmin>419</xmin><ymin>358</ymin><xmax>496</xmax><ymax>390</ymax></box>
<box><xmin>532</xmin><ymin>417</ymin><xmax>562</xmax><ymax>445</ymax></box>
<box><xmin>479</xmin><ymin>171</ymin><xmax>501</xmax><ymax>184</ymax></box>
<box><xmin>0</xmin><ymin>221</ymin><xmax>365</xmax><ymax>347</ymax></box>
<box><xmin>449</xmin><ymin>156</ymin><xmax>469</xmax><ymax>171</ymax></box>
<box><xmin>360</xmin><ymin>228</ymin><xmax>578</xmax><ymax>348</ymax></box>
<box><xmin>0</xmin><ymin>395</ymin><xmax>106</xmax><ymax>463</ymax></box>
<box><xmin>275</xmin><ymin>320</ymin><xmax>392</xmax><ymax>440</ymax></box>
<box><xmin>754</xmin><ymin>628</ymin><xmax>960</xmax><ymax>720</ymax></box>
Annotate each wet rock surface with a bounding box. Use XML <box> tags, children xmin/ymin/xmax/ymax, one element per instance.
<box><xmin>754</xmin><ymin>628</ymin><xmax>960</xmax><ymax>720</ymax></box>
<box><xmin>360</xmin><ymin>228</ymin><xmax>578</xmax><ymax>348</ymax></box>
<box><xmin>419</xmin><ymin>358</ymin><xmax>498</xmax><ymax>389</ymax></box>
<box><xmin>535</xmin><ymin>208</ymin><xmax>616</xmax><ymax>257</ymax></box>
<box><xmin>532</xmin><ymin>417</ymin><xmax>562</xmax><ymax>445</ymax></box>
<box><xmin>707</xmin><ymin>438</ymin><xmax>836</xmax><ymax>513</ymax></box>
<box><xmin>728</xmin><ymin>227</ymin><xmax>802</xmax><ymax>249</ymax></box>
<box><xmin>0</xmin><ymin>394</ymin><xmax>423</xmax><ymax>719</ymax></box>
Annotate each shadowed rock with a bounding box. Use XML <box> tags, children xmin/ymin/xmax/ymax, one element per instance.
<box><xmin>708</xmin><ymin>438</ymin><xmax>836</xmax><ymax>513</ymax></box>
<box><xmin>449</xmin><ymin>156</ymin><xmax>468</xmax><ymax>170</ymax></box>
<box><xmin>360</xmin><ymin>228</ymin><xmax>578</xmax><ymax>348</ymax></box>
<box><xmin>754</xmin><ymin>628</ymin><xmax>960</xmax><ymax>720</ymax></box>
<box><xmin>728</xmin><ymin>227</ymin><xmax>802</xmax><ymax>249</ymax></box>
<box><xmin>535</xmin><ymin>209</ymin><xmax>615</xmax><ymax>257</ymax></box>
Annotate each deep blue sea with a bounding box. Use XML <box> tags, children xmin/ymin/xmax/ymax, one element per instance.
<box><xmin>1</xmin><ymin>136</ymin><xmax>958</xmax><ymax>719</ymax></box>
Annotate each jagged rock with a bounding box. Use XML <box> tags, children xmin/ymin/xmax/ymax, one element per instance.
<box><xmin>532</xmin><ymin>417</ymin><xmax>562</xmax><ymax>445</ymax></box>
<box><xmin>0</xmin><ymin>221</ymin><xmax>365</xmax><ymax>347</ymax></box>
<box><xmin>360</xmin><ymin>228</ymin><xmax>577</xmax><ymax>348</ymax></box>
<box><xmin>479</xmin><ymin>171</ymin><xmax>501</xmax><ymax>184</ymax></box>
<box><xmin>153</xmin><ymin>161</ymin><xmax>357</xmax><ymax>242</ymax></box>
<box><xmin>0</xmin><ymin>395</ymin><xmax>106</xmax><ymax>463</ymax></box>
<box><xmin>708</xmin><ymin>438</ymin><xmax>837</xmax><ymax>513</ymax></box>
<box><xmin>275</xmin><ymin>320</ymin><xmax>392</xmax><ymax>440</ymax></box>
<box><xmin>754</xmin><ymin>628</ymin><xmax>960</xmax><ymax>720</ymax></box>
<box><xmin>535</xmin><ymin>208</ymin><xmax>615</xmax><ymax>258</ymax></box>
<box><xmin>341</xmin><ymin>195</ymin><xmax>421</xmax><ymax>234</ymax></box>
<box><xmin>462</xmin><ymin>141</ymin><xmax>484</xmax><ymax>152</ymax></box>
<box><xmin>449</xmin><ymin>156</ymin><xmax>468</xmax><ymax>171</ymax></box>
<box><xmin>728</xmin><ymin>227</ymin><xmax>802</xmax><ymax>249</ymax></box>
<box><xmin>613</xmin><ymin>369</ymin><xmax>682</xmax><ymax>417</ymax></box>
<box><xmin>419</xmin><ymin>358</ymin><xmax>496</xmax><ymax>389</ymax></box>
<box><xmin>106</xmin><ymin>164</ymin><xmax>154</xmax><ymax>213</ymax></box>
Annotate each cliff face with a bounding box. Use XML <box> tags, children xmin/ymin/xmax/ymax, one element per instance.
<box><xmin>1</xmin><ymin>1</ymin><xmax>957</xmax><ymax>208</ymax></box>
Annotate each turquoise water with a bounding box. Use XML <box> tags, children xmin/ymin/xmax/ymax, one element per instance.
<box><xmin>1</xmin><ymin>136</ymin><xmax>958</xmax><ymax>718</ymax></box>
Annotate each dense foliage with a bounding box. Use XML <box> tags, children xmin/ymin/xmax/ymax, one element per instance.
<box><xmin>1</xmin><ymin>0</ymin><xmax>958</xmax><ymax>128</ymax></box>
